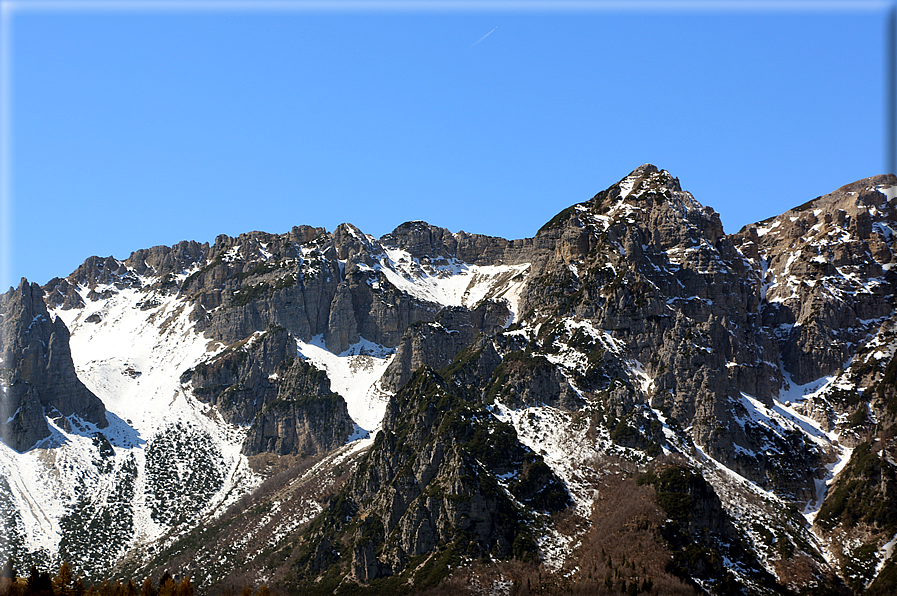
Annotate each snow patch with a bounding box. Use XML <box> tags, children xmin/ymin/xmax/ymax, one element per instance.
<box><xmin>296</xmin><ymin>336</ymin><xmax>395</xmax><ymax>435</ymax></box>
<box><xmin>376</xmin><ymin>248</ymin><xmax>530</xmax><ymax>315</ymax></box>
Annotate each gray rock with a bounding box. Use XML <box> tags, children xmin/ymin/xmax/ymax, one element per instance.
<box><xmin>0</xmin><ymin>279</ymin><xmax>107</xmax><ymax>451</ymax></box>
<box><xmin>181</xmin><ymin>326</ymin><xmax>353</xmax><ymax>457</ymax></box>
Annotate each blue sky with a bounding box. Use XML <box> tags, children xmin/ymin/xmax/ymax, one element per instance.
<box><xmin>1</xmin><ymin>1</ymin><xmax>892</xmax><ymax>288</ymax></box>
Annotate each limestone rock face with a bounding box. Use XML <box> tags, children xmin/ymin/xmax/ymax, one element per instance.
<box><xmin>324</xmin><ymin>282</ymin><xmax>360</xmax><ymax>354</ymax></box>
<box><xmin>379</xmin><ymin>301</ymin><xmax>511</xmax><ymax>393</ymax></box>
<box><xmin>242</xmin><ymin>378</ymin><xmax>352</xmax><ymax>457</ymax></box>
<box><xmin>7</xmin><ymin>160</ymin><xmax>895</xmax><ymax>595</ymax></box>
<box><xmin>0</xmin><ymin>279</ymin><xmax>107</xmax><ymax>451</ymax></box>
<box><xmin>180</xmin><ymin>326</ymin><xmax>353</xmax><ymax>457</ymax></box>
<box><xmin>732</xmin><ymin>174</ymin><xmax>897</xmax><ymax>386</ymax></box>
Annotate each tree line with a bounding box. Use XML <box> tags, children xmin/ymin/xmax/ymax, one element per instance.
<box><xmin>0</xmin><ymin>560</ymin><xmax>273</xmax><ymax>596</ymax></box>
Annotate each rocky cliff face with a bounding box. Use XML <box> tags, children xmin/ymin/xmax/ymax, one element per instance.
<box><xmin>291</xmin><ymin>350</ymin><xmax>569</xmax><ymax>590</ymax></box>
<box><xmin>180</xmin><ymin>326</ymin><xmax>355</xmax><ymax>457</ymax></box>
<box><xmin>0</xmin><ymin>279</ymin><xmax>107</xmax><ymax>451</ymax></box>
<box><xmin>733</xmin><ymin>173</ymin><xmax>895</xmax><ymax>387</ymax></box>
<box><xmin>491</xmin><ymin>165</ymin><xmax>815</xmax><ymax>500</ymax></box>
<box><xmin>2</xmin><ymin>165</ymin><xmax>896</xmax><ymax>594</ymax></box>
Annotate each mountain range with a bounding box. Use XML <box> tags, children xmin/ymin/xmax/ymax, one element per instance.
<box><xmin>1</xmin><ymin>164</ymin><xmax>896</xmax><ymax>595</ymax></box>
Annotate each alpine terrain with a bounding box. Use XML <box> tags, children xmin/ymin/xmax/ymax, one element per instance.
<box><xmin>1</xmin><ymin>164</ymin><xmax>896</xmax><ymax>595</ymax></box>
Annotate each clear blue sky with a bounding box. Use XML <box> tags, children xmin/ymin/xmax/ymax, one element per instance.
<box><xmin>2</xmin><ymin>1</ymin><xmax>891</xmax><ymax>288</ymax></box>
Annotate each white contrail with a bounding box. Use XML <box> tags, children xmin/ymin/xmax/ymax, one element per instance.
<box><xmin>469</xmin><ymin>26</ymin><xmax>497</xmax><ymax>48</ymax></box>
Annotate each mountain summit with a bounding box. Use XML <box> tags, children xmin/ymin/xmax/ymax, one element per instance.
<box><xmin>1</xmin><ymin>166</ymin><xmax>896</xmax><ymax>594</ymax></box>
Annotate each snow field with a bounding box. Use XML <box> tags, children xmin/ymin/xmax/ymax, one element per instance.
<box><xmin>36</xmin><ymin>281</ymin><xmax>256</xmax><ymax>550</ymax></box>
<box><xmin>296</xmin><ymin>336</ymin><xmax>395</xmax><ymax>435</ymax></box>
<box><xmin>364</xmin><ymin>247</ymin><xmax>530</xmax><ymax>315</ymax></box>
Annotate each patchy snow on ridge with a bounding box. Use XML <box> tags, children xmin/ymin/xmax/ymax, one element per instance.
<box><xmin>372</xmin><ymin>248</ymin><xmax>530</xmax><ymax>314</ymax></box>
<box><xmin>735</xmin><ymin>393</ymin><xmax>832</xmax><ymax>452</ymax></box>
<box><xmin>875</xmin><ymin>533</ymin><xmax>897</xmax><ymax>579</ymax></box>
<box><xmin>875</xmin><ymin>184</ymin><xmax>897</xmax><ymax>201</ymax></box>
<box><xmin>539</xmin><ymin>319</ymin><xmax>624</xmax><ymax>378</ymax></box>
<box><xmin>491</xmin><ymin>401</ymin><xmax>595</xmax><ymax>572</ymax></box>
<box><xmin>776</xmin><ymin>372</ymin><xmax>836</xmax><ymax>406</ymax></box>
<box><xmin>296</xmin><ymin>336</ymin><xmax>395</xmax><ymax>435</ymax></box>
<box><xmin>492</xmin><ymin>402</ymin><xmax>599</xmax><ymax>517</ymax></box>
<box><xmin>617</xmin><ymin>173</ymin><xmax>639</xmax><ymax>200</ymax></box>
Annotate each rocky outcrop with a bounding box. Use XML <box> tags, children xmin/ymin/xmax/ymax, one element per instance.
<box><xmin>0</xmin><ymin>279</ymin><xmax>107</xmax><ymax>451</ymax></box>
<box><xmin>380</xmin><ymin>220</ymin><xmax>533</xmax><ymax>266</ymax></box>
<box><xmin>242</xmin><ymin>366</ymin><xmax>352</xmax><ymax>457</ymax></box>
<box><xmin>324</xmin><ymin>282</ymin><xmax>360</xmax><ymax>353</ymax></box>
<box><xmin>180</xmin><ymin>327</ymin><xmax>294</xmax><ymax>426</ymax></box>
<box><xmin>292</xmin><ymin>350</ymin><xmax>569</xmax><ymax>587</ymax></box>
<box><xmin>732</xmin><ymin>173</ymin><xmax>897</xmax><ymax>386</ymax></box>
<box><xmin>380</xmin><ymin>301</ymin><xmax>511</xmax><ymax>392</ymax></box>
<box><xmin>181</xmin><ymin>326</ymin><xmax>353</xmax><ymax>457</ymax></box>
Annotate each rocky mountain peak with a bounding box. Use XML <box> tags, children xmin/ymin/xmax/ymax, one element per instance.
<box><xmin>609</xmin><ymin>163</ymin><xmax>682</xmax><ymax>199</ymax></box>
<box><xmin>0</xmin><ymin>279</ymin><xmax>107</xmax><ymax>452</ymax></box>
<box><xmin>379</xmin><ymin>220</ymin><xmax>456</xmax><ymax>260</ymax></box>
<box><xmin>604</xmin><ymin>164</ymin><xmax>721</xmax><ymax>247</ymax></box>
<box><xmin>332</xmin><ymin>223</ymin><xmax>376</xmax><ymax>261</ymax></box>
<box><xmin>5</xmin><ymin>166</ymin><xmax>897</xmax><ymax>594</ymax></box>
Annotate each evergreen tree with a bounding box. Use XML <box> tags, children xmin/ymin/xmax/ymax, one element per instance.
<box><xmin>72</xmin><ymin>576</ymin><xmax>86</xmax><ymax>596</ymax></box>
<box><xmin>0</xmin><ymin>559</ymin><xmax>14</xmax><ymax>580</ymax></box>
<box><xmin>93</xmin><ymin>578</ymin><xmax>112</xmax><ymax>596</ymax></box>
<box><xmin>172</xmin><ymin>578</ymin><xmax>192</xmax><ymax>596</ymax></box>
<box><xmin>27</xmin><ymin>568</ymin><xmax>53</xmax><ymax>596</ymax></box>
<box><xmin>156</xmin><ymin>574</ymin><xmax>174</xmax><ymax>596</ymax></box>
<box><xmin>53</xmin><ymin>562</ymin><xmax>73</xmax><ymax>596</ymax></box>
<box><xmin>0</xmin><ymin>576</ymin><xmax>22</xmax><ymax>596</ymax></box>
<box><xmin>139</xmin><ymin>577</ymin><xmax>155</xmax><ymax>596</ymax></box>
<box><xmin>254</xmin><ymin>585</ymin><xmax>270</xmax><ymax>596</ymax></box>
<box><xmin>26</xmin><ymin>567</ymin><xmax>37</xmax><ymax>589</ymax></box>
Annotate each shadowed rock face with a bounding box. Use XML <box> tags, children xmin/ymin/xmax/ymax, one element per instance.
<box><xmin>179</xmin><ymin>325</ymin><xmax>355</xmax><ymax>458</ymax></box>
<box><xmin>0</xmin><ymin>279</ymin><xmax>107</xmax><ymax>451</ymax></box>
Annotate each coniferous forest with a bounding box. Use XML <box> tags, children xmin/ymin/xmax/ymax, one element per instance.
<box><xmin>0</xmin><ymin>560</ymin><xmax>272</xmax><ymax>596</ymax></box>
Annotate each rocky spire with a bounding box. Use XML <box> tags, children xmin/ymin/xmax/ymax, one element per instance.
<box><xmin>0</xmin><ymin>279</ymin><xmax>107</xmax><ymax>451</ymax></box>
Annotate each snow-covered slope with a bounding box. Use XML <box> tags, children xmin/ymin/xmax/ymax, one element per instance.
<box><xmin>296</xmin><ymin>336</ymin><xmax>394</xmax><ymax>436</ymax></box>
<box><xmin>0</xmin><ymin>221</ymin><xmax>535</xmax><ymax>579</ymax></box>
<box><xmin>372</xmin><ymin>248</ymin><xmax>529</xmax><ymax>315</ymax></box>
<box><xmin>0</xmin><ymin>280</ymin><xmax>252</xmax><ymax>574</ymax></box>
